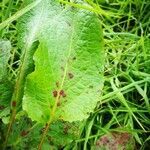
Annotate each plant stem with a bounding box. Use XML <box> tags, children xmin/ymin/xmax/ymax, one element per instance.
<box><xmin>3</xmin><ymin>110</ymin><xmax>16</xmax><ymax>150</ymax></box>
<box><xmin>3</xmin><ymin>58</ymin><xmax>26</xmax><ymax>147</ymax></box>
<box><xmin>3</xmin><ymin>32</ymin><xmax>37</xmax><ymax>150</ymax></box>
<box><xmin>2</xmin><ymin>1</ymin><xmax>42</xmax><ymax>148</ymax></box>
<box><xmin>3</xmin><ymin>71</ymin><xmax>25</xmax><ymax>149</ymax></box>
<box><xmin>38</xmin><ymin>61</ymin><xmax>68</xmax><ymax>149</ymax></box>
<box><xmin>38</xmin><ymin>122</ymin><xmax>50</xmax><ymax>150</ymax></box>
<box><xmin>38</xmin><ymin>20</ymin><xmax>75</xmax><ymax>149</ymax></box>
<box><xmin>37</xmin><ymin>97</ymin><xmax>59</xmax><ymax>150</ymax></box>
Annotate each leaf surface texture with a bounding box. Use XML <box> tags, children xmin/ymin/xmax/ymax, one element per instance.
<box><xmin>22</xmin><ymin>0</ymin><xmax>104</xmax><ymax>123</ymax></box>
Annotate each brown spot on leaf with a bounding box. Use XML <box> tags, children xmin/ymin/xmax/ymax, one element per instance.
<box><xmin>57</xmin><ymin>101</ymin><xmax>61</xmax><ymax>107</ymax></box>
<box><xmin>12</xmin><ymin>101</ymin><xmax>16</xmax><ymax>107</ymax></box>
<box><xmin>116</xmin><ymin>132</ymin><xmax>130</xmax><ymax>145</ymax></box>
<box><xmin>59</xmin><ymin>90</ymin><xmax>66</xmax><ymax>98</ymax></box>
<box><xmin>63</xmin><ymin>126</ymin><xmax>68</xmax><ymax>135</ymax></box>
<box><xmin>63</xmin><ymin>124</ymin><xmax>71</xmax><ymax>135</ymax></box>
<box><xmin>20</xmin><ymin>130</ymin><xmax>29</xmax><ymax>137</ymax></box>
<box><xmin>56</xmin><ymin>81</ymin><xmax>59</xmax><ymax>87</ymax></box>
<box><xmin>62</xmin><ymin>93</ymin><xmax>66</xmax><ymax>98</ymax></box>
<box><xmin>45</xmin><ymin>123</ymin><xmax>48</xmax><ymax>127</ymax></box>
<box><xmin>59</xmin><ymin>90</ymin><xmax>64</xmax><ymax>95</ymax></box>
<box><xmin>68</xmin><ymin>73</ymin><xmax>74</xmax><ymax>79</ymax></box>
<box><xmin>0</xmin><ymin>105</ymin><xmax>5</xmax><ymax>110</ymax></box>
<box><xmin>53</xmin><ymin>90</ymin><xmax>58</xmax><ymax>97</ymax></box>
<box><xmin>40</xmin><ymin>127</ymin><xmax>46</xmax><ymax>134</ymax></box>
<box><xmin>101</xmin><ymin>136</ymin><xmax>110</xmax><ymax>144</ymax></box>
<box><xmin>47</xmin><ymin>135</ymin><xmax>52</xmax><ymax>142</ymax></box>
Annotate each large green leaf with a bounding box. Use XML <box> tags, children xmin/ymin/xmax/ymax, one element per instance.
<box><xmin>22</xmin><ymin>0</ymin><xmax>104</xmax><ymax>123</ymax></box>
<box><xmin>0</xmin><ymin>40</ymin><xmax>13</xmax><ymax>122</ymax></box>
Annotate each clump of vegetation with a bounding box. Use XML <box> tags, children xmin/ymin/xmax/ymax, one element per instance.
<box><xmin>0</xmin><ymin>0</ymin><xmax>150</xmax><ymax>149</ymax></box>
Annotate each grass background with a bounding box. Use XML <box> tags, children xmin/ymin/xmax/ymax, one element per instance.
<box><xmin>1</xmin><ymin>0</ymin><xmax>150</xmax><ymax>149</ymax></box>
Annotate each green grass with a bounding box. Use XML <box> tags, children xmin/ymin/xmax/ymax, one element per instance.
<box><xmin>1</xmin><ymin>0</ymin><xmax>150</xmax><ymax>149</ymax></box>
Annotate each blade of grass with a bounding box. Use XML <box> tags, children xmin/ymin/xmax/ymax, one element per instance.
<box><xmin>110</xmin><ymin>78</ymin><xmax>146</xmax><ymax>131</ymax></box>
<box><xmin>129</xmin><ymin>77</ymin><xmax>149</xmax><ymax>110</ymax></box>
<box><xmin>83</xmin><ymin>118</ymin><xmax>95</xmax><ymax>150</ymax></box>
<box><xmin>0</xmin><ymin>0</ymin><xmax>42</xmax><ymax>30</ymax></box>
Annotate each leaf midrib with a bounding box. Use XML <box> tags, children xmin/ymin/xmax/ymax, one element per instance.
<box><xmin>49</xmin><ymin>20</ymin><xmax>75</xmax><ymax>120</ymax></box>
